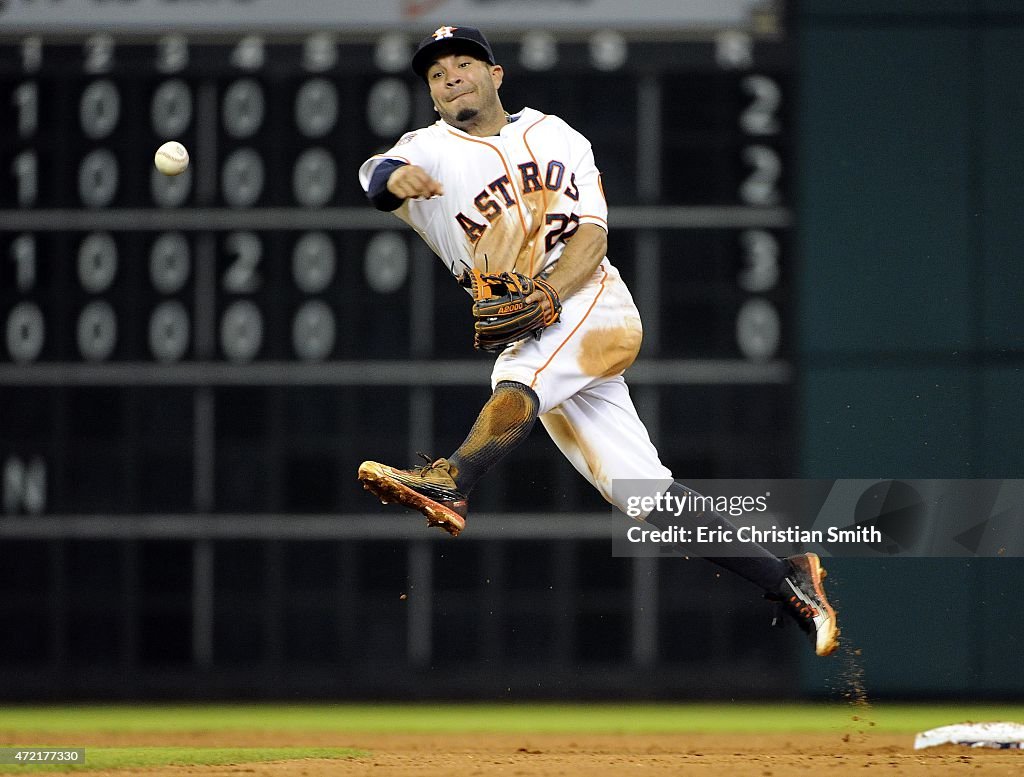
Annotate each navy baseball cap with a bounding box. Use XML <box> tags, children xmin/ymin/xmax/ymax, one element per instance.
<box><xmin>412</xmin><ymin>25</ymin><xmax>495</xmax><ymax>80</ymax></box>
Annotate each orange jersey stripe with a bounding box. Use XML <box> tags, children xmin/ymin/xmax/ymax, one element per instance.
<box><xmin>530</xmin><ymin>265</ymin><xmax>609</xmax><ymax>390</ymax></box>
<box><xmin>521</xmin><ymin>114</ymin><xmax>551</xmax><ymax>278</ymax></box>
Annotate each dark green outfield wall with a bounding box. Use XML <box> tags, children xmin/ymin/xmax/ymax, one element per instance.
<box><xmin>796</xmin><ymin>2</ymin><xmax>1024</xmax><ymax>695</ymax></box>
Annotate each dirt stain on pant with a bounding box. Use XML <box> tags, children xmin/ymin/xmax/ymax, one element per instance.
<box><xmin>577</xmin><ymin>321</ymin><xmax>642</xmax><ymax>378</ymax></box>
<box><xmin>542</xmin><ymin>411</ymin><xmax>608</xmax><ymax>497</ymax></box>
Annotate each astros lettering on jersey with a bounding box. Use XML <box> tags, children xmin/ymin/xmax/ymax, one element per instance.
<box><xmin>358</xmin><ymin>108</ymin><xmax>608</xmax><ymax>280</ymax></box>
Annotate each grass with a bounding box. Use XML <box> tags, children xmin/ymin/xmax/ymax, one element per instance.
<box><xmin>0</xmin><ymin>702</ymin><xmax>1022</xmax><ymax>735</ymax></box>
<box><xmin>1</xmin><ymin>703</ymin><xmax>1022</xmax><ymax>772</ymax></box>
<box><xmin>0</xmin><ymin>747</ymin><xmax>363</xmax><ymax>774</ymax></box>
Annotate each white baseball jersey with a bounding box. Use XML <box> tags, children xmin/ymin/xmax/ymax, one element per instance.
<box><xmin>358</xmin><ymin>107</ymin><xmax>607</xmax><ymax>279</ymax></box>
<box><xmin>358</xmin><ymin>108</ymin><xmax>673</xmax><ymax>511</ymax></box>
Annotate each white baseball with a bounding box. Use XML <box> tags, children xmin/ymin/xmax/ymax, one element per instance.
<box><xmin>154</xmin><ymin>141</ymin><xmax>190</xmax><ymax>176</ymax></box>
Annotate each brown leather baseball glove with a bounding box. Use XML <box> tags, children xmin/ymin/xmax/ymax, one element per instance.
<box><xmin>459</xmin><ymin>268</ymin><xmax>561</xmax><ymax>353</ymax></box>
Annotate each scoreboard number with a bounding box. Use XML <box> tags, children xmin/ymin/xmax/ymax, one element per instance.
<box><xmin>77</xmin><ymin>299</ymin><xmax>117</xmax><ymax>362</ymax></box>
<box><xmin>295</xmin><ymin>78</ymin><xmax>338</xmax><ymax>138</ymax></box>
<box><xmin>292</xmin><ymin>232</ymin><xmax>335</xmax><ymax>293</ymax></box>
<box><xmin>221</xmin><ymin>149</ymin><xmax>264</xmax><ymax>207</ymax></box>
<box><xmin>292</xmin><ymin>299</ymin><xmax>335</xmax><ymax>361</ymax></box>
<box><xmin>373</xmin><ymin>33</ymin><xmax>410</xmax><ymax>73</ymax></box>
<box><xmin>6</xmin><ymin>301</ymin><xmax>45</xmax><ymax>364</ymax></box>
<box><xmin>740</xmin><ymin>145</ymin><xmax>781</xmax><ymax>206</ymax></box>
<box><xmin>736</xmin><ymin>297</ymin><xmax>780</xmax><ymax>362</ymax></box>
<box><xmin>156</xmin><ymin>34</ymin><xmax>189</xmax><ymax>74</ymax></box>
<box><xmin>230</xmin><ymin>35</ymin><xmax>266</xmax><ymax>71</ymax></box>
<box><xmin>738</xmin><ymin>229</ymin><xmax>780</xmax><ymax>293</ymax></box>
<box><xmin>223</xmin><ymin>232</ymin><xmax>262</xmax><ymax>293</ymax></box>
<box><xmin>366</xmin><ymin>78</ymin><xmax>411</xmax><ymax>138</ymax></box>
<box><xmin>151</xmin><ymin>164</ymin><xmax>193</xmax><ymax>208</ymax></box>
<box><xmin>13</xmin><ymin>81</ymin><xmax>38</xmax><ymax>138</ymax></box>
<box><xmin>589</xmin><ymin>30</ymin><xmax>627</xmax><ymax>71</ymax></box>
<box><xmin>10</xmin><ymin>234</ymin><xmax>36</xmax><ymax>293</ymax></box>
<box><xmin>12</xmin><ymin>150</ymin><xmax>37</xmax><ymax>207</ymax></box>
<box><xmin>150</xmin><ymin>233</ymin><xmax>191</xmax><ymax>294</ymax></box>
<box><xmin>3</xmin><ymin>455</ymin><xmax>47</xmax><ymax>515</ymax></box>
<box><xmin>151</xmin><ymin>79</ymin><xmax>193</xmax><ymax>138</ymax></box>
<box><xmin>520</xmin><ymin>31</ymin><xmax>558</xmax><ymax>71</ymax></box>
<box><xmin>21</xmin><ymin>36</ymin><xmax>43</xmax><ymax>73</ymax></box>
<box><xmin>302</xmin><ymin>33</ymin><xmax>338</xmax><ymax>73</ymax></box>
<box><xmin>220</xmin><ymin>299</ymin><xmax>263</xmax><ymax>363</ymax></box>
<box><xmin>222</xmin><ymin>78</ymin><xmax>265</xmax><ymax>139</ymax></box>
<box><xmin>78</xmin><ymin>233</ymin><xmax>118</xmax><ymax>293</ymax></box>
<box><xmin>293</xmin><ymin>148</ymin><xmax>336</xmax><ymax>207</ymax></box>
<box><xmin>78</xmin><ymin>149</ymin><xmax>119</xmax><ymax>207</ymax></box>
<box><xmin>739</xmin><ymin>75</ymin><xmax>781</xmax><ymax>136</ymax></box>
<box><xmin>80</xmin><ymin>80</ymin><xmax>121</xmax><ymax>140</ymax></box>
<box><xmin>364</xmin><ymin>232</ymin><xmax>409</xmax><ymax>295</ymax></box>
<box><xmin>84</xmin><ymin>34</ymin><xmax>115</xmax><ymax>74</ymax></box>
<box><xmin>149</xmin><ymin>300</ymin><xmax>190</xmax><ymax>363</ymax></box>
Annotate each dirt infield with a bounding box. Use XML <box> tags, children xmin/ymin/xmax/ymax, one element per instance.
<box><xmin>13</xmin><ymin>730</ymin><xmax>1022</xmax><ymax>776</ymax></box>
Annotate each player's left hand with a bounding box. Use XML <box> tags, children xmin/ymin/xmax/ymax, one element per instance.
<box><xmin>525</xmin><ymin>286</ymin><xmax>560</xmax><ymax>324</ymax></box>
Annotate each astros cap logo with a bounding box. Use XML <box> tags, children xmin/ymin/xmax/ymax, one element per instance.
<box><xmin>432</xmin><ymin>25</ymin><xmax>458</xmax><ymax>40</ymax></box>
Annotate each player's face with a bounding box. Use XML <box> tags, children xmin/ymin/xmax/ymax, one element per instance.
<box><xmin>426</xmin><ymin>54</ymin><xmax>504</xmax><ymax>127</ymax></box>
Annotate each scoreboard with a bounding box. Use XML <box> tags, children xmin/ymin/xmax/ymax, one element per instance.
<box><xmin>0</xmin><ymin>23</ymin><xmax>795</xmax><ymax>518</ymax></box>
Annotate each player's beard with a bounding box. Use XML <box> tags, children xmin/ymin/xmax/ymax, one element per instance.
<box><xmin>443</xmin><ymin>85</ymin><xmax>502</xmax><ymax>131</ymax></box>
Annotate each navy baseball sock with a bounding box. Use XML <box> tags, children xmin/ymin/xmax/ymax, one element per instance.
<box><xmin>447</xmin><ymin>381</ymin><xmax>539</xmax><ymax>494</ymax></box>
<box><xmin>648</xmin><ymin>481</ymin><xmax>788</xmax><ymax>593</ymax></box>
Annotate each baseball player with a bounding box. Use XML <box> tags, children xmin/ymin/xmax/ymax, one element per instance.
<box><xmin>357</xmin><ymin>25</ymin><xmax>838</xmax><ymax>656</ymax></box>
